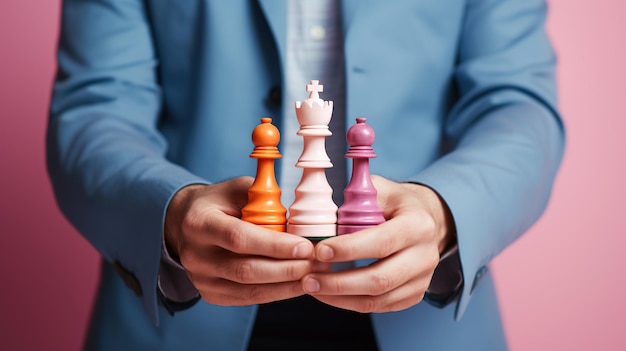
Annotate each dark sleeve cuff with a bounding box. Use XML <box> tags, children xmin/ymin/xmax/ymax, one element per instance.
<box><xmin>157</xmin><ymin>287</ymin><xmax>201</xmax><ymax>316</ymax></box>
<box><xmin>157</xmin><ymin>240</ymin><xmax>201</xmax><ymax>315</ymax></box>
<box><xmin>424</xmin><ymin>244</ymin><xmax>463</xmax><ymax>309</ymax></box>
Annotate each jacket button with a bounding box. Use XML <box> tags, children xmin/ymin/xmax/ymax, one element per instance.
<box><xmin>266</xmin><ymin>86</ymin><xmax>281</xmax><ymax>107</ymax></box>
<box><xmin>112</xmin><ymin>260</ymin><xmax>143</xmax><ymax>297</ymax></box>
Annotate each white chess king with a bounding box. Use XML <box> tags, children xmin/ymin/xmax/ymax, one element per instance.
<box><xmin>287</xmin><ymin>80</ymin><xmax>338</xmax><ymax>239</ymax></box>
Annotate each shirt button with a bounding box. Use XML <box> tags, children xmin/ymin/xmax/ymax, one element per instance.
<box><xmin>309</xmin><ymin>25</ymin><xmax>326</xmax><ymax>40</ymax></box>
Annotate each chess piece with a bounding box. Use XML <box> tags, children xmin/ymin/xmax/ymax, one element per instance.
<box><xmin>241</xmin><ymin>117</ymin><xmax>287</xmax><ymax>231</ymax></box>
<box><xmin>287</xmin><ymin>80</ymin><xmax>337</xmax><ymax>240</ymax></box>
<box><xmin>337</xmin><ymin>117</ymin><xmax>385</xmax><ymax>234</ymax></box>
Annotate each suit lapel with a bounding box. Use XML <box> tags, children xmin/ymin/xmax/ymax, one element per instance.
<box><xmin>257</xmin><ymin>0</ymin><xmax>287</xmax><ymax>59</ymax></box>
<box><xmin>341</xmin><ymin>0</ymin><xmax>362</xmax><ymax>38</ymax></box>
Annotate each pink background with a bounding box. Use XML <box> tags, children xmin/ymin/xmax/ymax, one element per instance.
<box><xmin>1</xmin><ymin>1</ymin><xmax>624</xmax><ymax>349</ymax></box>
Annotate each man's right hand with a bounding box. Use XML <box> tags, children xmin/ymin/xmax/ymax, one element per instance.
<box><xmin>164</xmin><ymin>176</ymin><xmax>322</xmax><ymax>306</ymax></box>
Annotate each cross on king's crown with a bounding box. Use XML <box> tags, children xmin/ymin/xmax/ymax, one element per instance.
<box><xmin>307</xmin><ymin>80</ymin><xmax>323</xmax><ymax>99</ymax></box>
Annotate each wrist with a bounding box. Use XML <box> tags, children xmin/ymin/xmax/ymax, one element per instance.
<box><xmin>164</xmin><ymin>184</ymin><xmax>207</xmax><ymax>262</ymax></box>
<box><xmin>403</xmin><ymin>182</ymin><xmax>456</xmax><ymax>254</ymax></box>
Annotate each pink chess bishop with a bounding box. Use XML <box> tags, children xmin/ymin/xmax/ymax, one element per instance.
<box><xmin>337</xmin><ymin>117</ymin><xmax>385</xmax><ymax>234</ymax></box>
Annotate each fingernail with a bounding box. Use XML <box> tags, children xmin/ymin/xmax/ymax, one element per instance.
<box><xmin>317</xmin><ymin>245</ymin><xmax>334</xmax><ymax>261</ymax></box>
<box><xmin>304</xmin><ymin>277</ymin><xmax>320</xmax><ymax>293</ymax></box>
<box><xmin>293</xmin><ymin>242</ymin><xmax>312</xmax><ymax>259</ymax></box>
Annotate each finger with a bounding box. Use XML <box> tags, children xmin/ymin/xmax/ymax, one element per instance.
<box><xmin>193</xmin><ymin>211</ymin><xmax>315</xmax><ymax>259</ymax></box>
<box><xmin>370</xmin><ymin>175</ymin><xmax>405</xmax><ymax>218</ymax></box>
<box><xmin>309</xmin><ymin>278</ymin><xmax>428</xmax><ymax>313</ymax></box>
<box><xmin>314</xmin><ymin>214</ymin><xmax>428</xmax><ymax>262</ymax></box>
<box><xmin>203</xmin><ymin>251</ymin><xmax>320</xmax><ymax>284</ymax></box>
<box><xmin>303</xmin><ymin>246</ymin><xmax>438</xmax><ymax>295</ymax></box>
<box><xmin>304</xmin><ymin>249</ymin><xmax>437</xmax><ymax>313</ymax></box>
<box><xmin>195</xmin><ymin>279</ymin><xmax>305</xmax><ymax>306</ymax></box>
<box><xmin>302</xmin><ymin>254</ymin><xmax>408</xmax><ymax>296</ymax></box>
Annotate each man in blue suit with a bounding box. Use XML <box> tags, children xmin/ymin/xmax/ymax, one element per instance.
<box><xmin>47</xmin><ymin>0</ymin><xmax>564</xmax><ymax>350</ymax></box>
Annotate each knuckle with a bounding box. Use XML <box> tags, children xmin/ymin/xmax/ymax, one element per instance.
<box><xmin>370</xmin><ymin>272</ymin><xmax>394</xmax><ymax>294</ymax></box>
<box><xmin>359</xmin><ymin>298</ymin><xmax>382</xmax><ymax>313</ymax></box>
<box><xmin>181</xmin><ymin>205</ymin><xmax>206</xmax><ymax>234</ymax></box>
<box><xmin>234</xmin><ymin>260</ymin><xmax>255</xmax><ymax>283</ymax></box>
<box><xmin>223</xmin><ymin>226</ymin><xmax>246</xmax><ymax>250</ymax></box>
<box><xmin>283</xmin><ymin>262</ymin><xmax>301</xmax><ymax>280</ymax></box>
<box><xmin>419</xmin><ymin>211</ymin><xmax>437</xmax><ymax>234</ymax></box>
<box><xmin>328</xmin><ymin>278</ymin><xmax>345</xmax><ymax>293</ymax></box>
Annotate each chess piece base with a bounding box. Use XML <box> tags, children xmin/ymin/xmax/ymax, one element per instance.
<box><xmin>306</xmin><ymin>236</ymin><xmax>333</xmax><ymax>241</ymax></box>
<box><xmin>288</xmin><ymin>223</ymin><xmax>336</xmax><ymax>239</ymax></box>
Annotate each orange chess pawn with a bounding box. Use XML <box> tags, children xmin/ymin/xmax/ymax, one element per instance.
<box><xmin>241</xmin><ymin>117</ymin><xmax>287</xmax><ymax>231</ymax></box>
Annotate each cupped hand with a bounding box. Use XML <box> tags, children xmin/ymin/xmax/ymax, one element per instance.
<box><xmin>164</xmin><ymin>176</ymin><xmax>324</xmax><ymax>306</ymax></box>
<box><xmin>301</xmin><ymin>175</ymin><xmax>455</xmax><ymax>313</ymax></box>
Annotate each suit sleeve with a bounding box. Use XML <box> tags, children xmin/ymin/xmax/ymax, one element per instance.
<box><xmin>46</xmin><ymin>0</ymin><xmax>207</xmax><ymax>325</ymax></box>
<box><xmin>411</xmin><ymin>0</ymin><xmax>565</xmax><ymax>320</ymax></box>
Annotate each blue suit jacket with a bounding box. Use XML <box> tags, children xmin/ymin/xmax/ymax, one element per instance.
<box><xmin>47</xmin><ymin>0</ymin><xmax>564</xmax><ymax>350</ymax></box>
